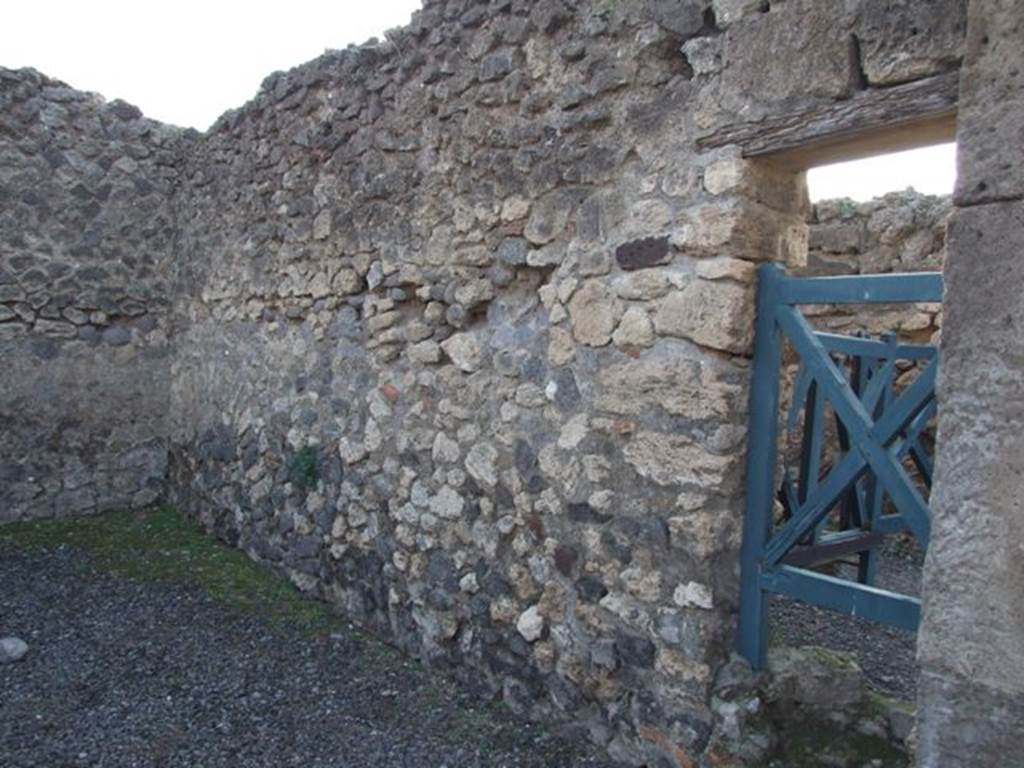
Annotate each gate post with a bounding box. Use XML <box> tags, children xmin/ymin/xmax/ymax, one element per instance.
<box><xmin>737</xmin><ymin>263</ymin><xmax>784</xmax><ymax>670</ymax></box>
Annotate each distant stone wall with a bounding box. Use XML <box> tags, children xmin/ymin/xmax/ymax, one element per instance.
<box><xmin>0</xmin><ymin>69</ymin><xmax>191</xmax><ymax>521</ymax></box>
<box><xmin>803</xmin><ymin>191</ymin><xmax>950</xmax><ymax>344</ymax></box>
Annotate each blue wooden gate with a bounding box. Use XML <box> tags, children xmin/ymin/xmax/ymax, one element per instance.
<box><xmin>738</xmin><ymin>263</ymin><xmax>943</xmax><ymax>670</ymax></box>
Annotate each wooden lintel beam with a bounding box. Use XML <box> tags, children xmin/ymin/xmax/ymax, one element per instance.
<box><xmin>696</xmin><ymin>71</ymin><xmax>960</xmax><ymax>169</ymax></box>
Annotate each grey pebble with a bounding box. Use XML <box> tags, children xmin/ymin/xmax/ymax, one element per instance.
<box><xmin>0</xmin><ymin>636</ymin><xmax>28</xmax><ymax>663</ymax></box>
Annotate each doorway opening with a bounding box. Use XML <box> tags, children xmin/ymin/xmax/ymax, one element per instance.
<box><xmin>740</xmin><ymin>141</ymin><xmax>956</xmax><ymax>704</ymax></box>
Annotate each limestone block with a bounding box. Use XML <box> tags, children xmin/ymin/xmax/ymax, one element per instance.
<box><xmin>682</xmin><ymin>35</ymin><xmax>723</xmax><ymax>77</ymax></box>
<box><xmin>654</xmin><ymin>279</ymin><xmax>754</xmax><ymax>354</ymax></box>
<box><xmin>575</xmin><ymin>243</ymin><xmax>613</xmax><ymax>277</ymax></box>
<box><xmin>612</xmin><ymin>307</ymin><xmax>656</xmax><ymax>348</ymax></box>
<box><xmin>568</xmin><ymin>280</ymin><xmax>624</xmax><ymax>347</ymax></box>
<box><xmin>918</xmin><ymin>201</ymin><xmax>1024</xmax><ymax>694</ymax></box>
<box><xmin>331</xmin><ymin>269</ymin><xmax>363</xmax><ymax>295</ymax></box>
<box><xmin>515</xmin><ymin>383</ymin><xmax>547</xmax><ymax>408</ymax></box>
<box><xmin>674</xmin><ymin>199</ymin><xmax>808</xmax><ymax>265</ymax></box>
<box><xmin>312</xmin><ymin>210</ymin><xmax>331</xmax><ymax>240</ymax></box>
<box><xmin>597</xmin><ymin>348</ymin><xmax>743</xmax><ymax>420</ymax></box>
<box><xmin>953</xmin><ymin>0</ymin><xmax>1024</xmax><ymax>205</ymax></box>
<box><xmin>700</xmin><ymin>153</ymin><xmax>810</xmax><ymax>217</ymax></box>
<box><xmin>527</xmin><ymin>241</ymin><xmax>566</xmax><ymax>268</ymax></box>
<box><xmin>453</xmin><ymin>279</ymin><xmax>494</xmax><ymax>309</ymax></box>
<box><xmin>612</xmin><ymin>270</ymin><xmax>674</xmax><ymax>301</ymax></box>
<box><xmin>695</xmin><ymin>257</ymin><xmax>756</xmax><ymax>283</ymax></box>
<box><xmin>673</xmin><ymin>581</ymin><xmax>713</xmax><ymax>610</ymax></box>
<box><xmin>807</xmin><ymin>220</ymin><xmax>864</xmax><ymax>257</ymax></box>
<box><xmin>621</xmin><ymin>567</ymin><xmax>663</xmax><ymax>602</ymax></box>
<box><xmin>767</xmin><ymin>646</ymin><xmax>864</xmax><ymax>709</ymax></box>
<box><xmin>855</xmin><ymin>0</ymin><xmax>967</xmax><ymax>85</ymax></box>
<box><xmin>407</xmin><ymin>340</ymin><xmax>442</xmax><ymax>364</ymax></box>
<box><xmin>441</xmin><ymin>332</ymin><xmax>482</xmax><ymax>372</ymax></box>
<box><xmin>557</xmin><ymin>414</ymin><xmax>589</xmax><ymax>450</ymax></box>
<box><xmin>547</xmin><ymin>326</ymin><xmax>576</xmax><ymax>366</ymax></box>
<box><xmin>719</xmin><ymin>0</ymin><xmax>856</xmax><ymax>113</ymax></box>
<box><xmin>501</xmin><ymin>197</ymin><xmax>530</xmax><ymax>221</ymax></box>
<box><xmin>432</xmin><ymin>432</ymin><xmax>461</xmax><ymax>465</ymax></box>
<box><xmin>525</xmin><ymin>190</ymin><xmax>574</xmax><ymax>245</ymax></box>
<box><xmin>623</xmin><ymin>430</ymin><xmax>739</xmax><ymax>489</ymax></box>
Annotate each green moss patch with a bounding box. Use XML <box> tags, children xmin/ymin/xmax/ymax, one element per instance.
<box><xmin>771</xmin><ymin>715</ymin><xmax>909</xmax><ymax>767</ymax></box>
<box><xmin>288</xmin><ymin>445</ymin><xmax>320</xmax><ymax>490</ymax></box>
<box><xmin>0</xmin><ymin>505</ymin><xmax>343</xmax><ymax>637</ymax></box>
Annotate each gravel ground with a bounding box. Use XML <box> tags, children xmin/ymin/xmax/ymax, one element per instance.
<box><xmin>1</xmin><ymin>508</ymin><xmax>922</xmax><ymax>768</ymax></box>
<box><xmin>0</xmin><ymin>541</ymin><xmax>611</xmax><ymax>768</ymax></box>
<box><xmin>771</xmin><ymin>539</ymin><xmax>924</xmax><ymax>701</ymax></box>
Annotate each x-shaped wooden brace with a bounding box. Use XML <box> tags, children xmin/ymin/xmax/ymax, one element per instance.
<box><xmin>763</xmin><ymin>306</ymin><xmax>936</xmax><ymax>566</ymax></box>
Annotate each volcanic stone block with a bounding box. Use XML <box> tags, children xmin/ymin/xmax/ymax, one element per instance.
<box><xmin>615</xmin><ymin>236</ymin><xmax>671</xmax><ymax>271</ymax></box>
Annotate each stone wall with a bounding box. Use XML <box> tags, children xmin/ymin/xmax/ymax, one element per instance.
<box><xmin>0</xmin><ymin>68</ymin><xmax>191</xmax><ymax>521</ymax></box>
<box><xmin>164</xmin><ymin>2</ymin><xmax>964</xmax><ymax>765</ymax></box>
<box><xmin>0</xmin><ymin>0</ymin><xmax>975</xmax><ymax>764</ymax></box>
<box><xmin>803</xmin><ymin>190</ymin><xmax>950</xmax><ymax>342</ymax></box>
<box><xmin>167</xmin><ymin>6</ymin><xmax>790</xmax><ymax>763</ymax></box>
<box><xmin>916</xmin><ymin>0</ymin><xmax>1024</xmax><ymax>764</ymax></box>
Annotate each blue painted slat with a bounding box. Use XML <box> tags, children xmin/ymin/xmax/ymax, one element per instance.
<box><xmin>782</xmin><ymin>470</ymin><xmax>800</xmax><ymax>516</ymax></box>
<box><xmin>840</xmin><ymin>352</ymin><xmax>870</xmax><ymax>532</ymax></box>
<box><xmin>800</xmin><ymin>380</ymin><xmax>827</xmax><ymax>543</ymax></box>
<box><xmin>778</xmin><ymin>272</ymin><xmax>944</xmax><ymax>305</ymax></box>
<box><xmin>787</xmin><ymin>363</ymin><xmax>813</xmax><ymax>432</ymax></box>
<box><xmin>802</xmin><ymin>376</ymin><xmax>827</xmax><ymax>540</ymax></box>
<box><xmin>767</xmin><ymin>308</ymin><xmax>936</xmax><ymax>558</ymax></box>
<box><xmin>815</xmin><ymin>332</ymin><xmax>937</xmax><ymax>360</ymax></box>
<box><xmin>761</xmin><ymin>565</ymin><xmax>921</xmax><ymax>631</ymax></box>
<box><xmin>737</xmin><ymin>264</ymin><xmax>785</xmax><ymax>670</ymax></box>
<box><xmin>859</xmin><ymin>334</ymin><xmax>897</xmax><ymax>584</ymax></box>
<box><xmin>797</xmin><ymin>380</ymin><xmax>824</xmax><ymax>504</ymax></box>
<box><xmin>895</xmin><ymin>399</ymin><xmax>936</xmax><ymax>488</ymax></box>
<box><xmin>874</xmin><ymin>514</ymin><xmax>911</xmax><ymax>534</ymax></box>
<box><xmin>779</xmin><ymin>306</ymin><xmax>937</xmax><ymax>462</ymax></box>
<box><xmin>837</xmin><ymin>353</ymin><xmax>867</xmax><ymax>533</ymax></box>
<box><xmin>859</xmin><ymin>440</ymin><xmax>931</xmax><ymax>546</ymax></box>
<box><xmin>860</xmin><ymin>356</ymin><xmax>895</xmax><ymax>416</ymax></box>
<box><xmin>739</xmin><ymin>265</ymin><xmax>940</xmax><ymax>668</ymax></box>
<box><xmin>811</xmin><ymin>529</ymin><xmax>877</xmax><ymax>548</ymax></box>
<box><xmin>870</xmin><ymin>358</ymin><xmax>938</xmax><ymax>448</ymax></box>
<box><xmin>764</xmin><ymin>450</ymin><xmax>867</xmax><ymax>566</ymax></box>
<box><xmin>776</xmin><ymin>307</ymin><xmax>875</xmax><ymax>442</ymax></box>
<box><xmin>909</xmin><ymin>441</ymin><xmax>935</xmax><ymax>488</ymax></box>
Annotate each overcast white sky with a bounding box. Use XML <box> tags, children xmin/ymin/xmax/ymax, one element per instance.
<box><xmin>2</xmin><ymin>0</ymin><xmax>956</xmax><ymax>202</ymax></box>
<box><xmin>1</xmin><ymin>0</ymin><xmax>423</xmax><ymax>129</ymax></box>
<box><xmin>807</xmin><ymin>143</ymin><xmax>956</xmax><ymax>201</ymax></box>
